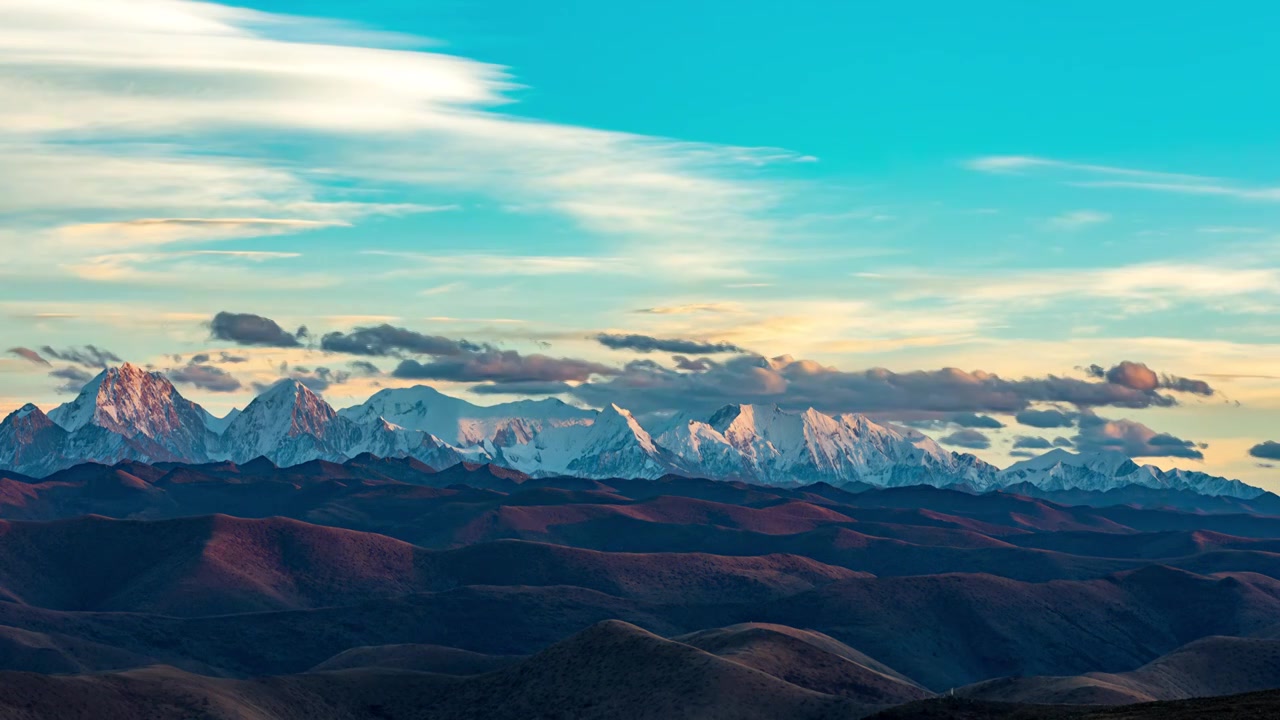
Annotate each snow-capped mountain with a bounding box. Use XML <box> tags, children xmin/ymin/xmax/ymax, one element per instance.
<box><xmin>0</xmin><ymin>404</ymin><xmax>71</xmax><ymax>478</ymax></box>
<box><xmin>656</xmin><ymin>404</ymin><xmax>999</xmax><ymax>488</ymax></box>
<box><xmin>996</xmin><ymin>448</ymin><xmax>1265</xmax><ymax>499</ymax></box>
<box><xmin>501</xmin><ymin>403</ymin><xmax>684</xmax><ymax>479</ymax></box>
<box><xmin>0</xmin><ymin>365</ymin><xmax>1265</xmax><ymax>500</ymax></box>
<box><xmin>339</xmin><ymin>385</ymin><xmax>593</xmax><ymax>447</ymax></box>
<box><xmin>217</xmin><ymin>380</ymin><xmax>359</xmax><ymax>466</ymax></box>
<box><xmin>45</xmin><ymin>363</ymin><xmax>217</xmax><ymax>464</ymax></box>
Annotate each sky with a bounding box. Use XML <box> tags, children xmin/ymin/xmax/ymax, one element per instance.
<box><xmin>1</xmin><ymin>0</ymin><xmax>1278</xmax><ymax>486</ymax></box>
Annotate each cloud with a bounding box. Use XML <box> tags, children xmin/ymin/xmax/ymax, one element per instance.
<box><xmin>949</xmin><ymin>412</ymin><xmax>1005</xmax><ymax>429</ymax></box>
<box><xmin>52</xmin><ymin>217</ymin><xmax>351</xmax><ymax>249</ymax></box>
<box><xmin>571</xmin><ymin>354</ymin><xmax>1190</xmax><ymax>416</ymax></box>
<box><xmin>633</xmin><ymin>303</ymin><xmax>741</xmax><ymax>315</ymax></box>
<box><xmin>6</xmin><ymin>347</ymin><xmax>49</xmax><ymax>366</ymax></box>
<box><xmin>1250</xmin><ymin>441</ymin><xmax>1280</xmax><ymax>461</ymax></box>
<box><xmin>0</xmin><ymin>0</ymin><xmax>800</xmax><ymax>289</ymax></box>
<box><xmin>40</xmin><ymin>345</ymin><xmax>122</xmax><ymax>368</ymax></box>
<box><xmin>49</xmin><ymin>366</ymin><xmax>94</xmax><ymax>394</ymax></box>
<box><xmin>1012</xmin><ymin>436</ymin><xmax>1054</xmax><ymax>450</ymax></box>
<box><xmin>1048</xmin><ymin>210</ymin><xmax>1111</xmax><ymax>229</ymax></box>
<box><xmin>938</xmin><ymin>429</ymin><xmax>991</xmax><ymax>450</ymax></box>
<box><xmin>393</xmin><ymin>350</ymin><xmax>616</xmax><ymax>384</ymax></box>
<box><xmin>966</xmin><ymin>155</ymin><xmax>1280</xmax><ymax>204</ymax></box>
<box><xmin>1053</xmin><ymin>436</ymin><xmax>1075</xmax><ymax>448</ymax></box>
<box><xmin>1087</xmin><ymin>361</ymin><xmax>1214</xmax><ymax>396</ymax></box>
<box><xmin>346</xmin><ymin>360</ymin><xmax>383</xmax><ymax>377</ymax></box>
<box><xmin>966</xmin><ymin>156</ymin><xmax>1207</xmax><ymax>182</ymax></box>
<box><xmin>368</xmin><ymin>252</ymin><xmax>631</xmax><ymax>277</ymax></box>
<box><xmin>1015</xmin><ymin>408</ymin><xmax>1077</xmax><ymax>428</ymax></box>
<box><xmin>253</xmin><ymin>366</ymin><xmax>352</xmax><ymax>394</ymax></box>
<box><xmin>673</xmin><ymin>356</ymin><xmax>715</xmax><ymax>372</ymax></box>
<box><xmin>1073</xmin><ymin>413</ymin><xmax>1204</xmax><ymax>460</ymax></box>
<box><xmin>471</xmin><ymin>381</ymin><xmax>574</xmax><ymax>395</ymax></box>
<box><xmin>209</xmin><ymin>312</ymin><xmax>306</xmax><ymax>348</ymax></box>
<box><xmin>596</xmin><ymin>333</ymin><xmax>745</xmax><ymax>355</ymax></box>
<box><xmin>320</xmin><ymin>324</ymin><xmax>476</xmax><ymax>357</ymax></box>
<box><xmin>167</xmin><ymin>364</ymin><xmax>242</xmax><ymax>393</ymax></box>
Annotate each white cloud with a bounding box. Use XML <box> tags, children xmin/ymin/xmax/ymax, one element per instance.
<box><xmin>0</xmin><ymin>0</ymin><xmax>800</xmax><ymax>272</ymax></box>
<box><xmin>967</xmin><ymin>154</ymin><xmax>1280</xmax><ymax>203</ymax></box>
<box><xmin>892</xmin><ymin>262</ymin><xmax>1280</xmax><ymax>310</ymax></box>
<box><xmin>966</xmin><ymin>155</ymin><xmax>1209</xmax><ymax>182</ymax></box>
<box><xmin>1047</xmin><ymin>210</ymin><xmax>1111</xmax><ymax>229</ymax></box>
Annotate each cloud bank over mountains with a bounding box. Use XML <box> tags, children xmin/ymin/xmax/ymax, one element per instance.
<box><xmin>4</xmin><ymin>310</ymin><xmax>1232</xmax><ymax>466</ymax></box>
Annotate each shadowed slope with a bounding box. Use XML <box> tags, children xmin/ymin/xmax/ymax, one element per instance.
<box><xmin>675</xmin><ymin>623</ymin><xmax>932</xmax><ymax>704</ymax></box>
<box><xmin>310</xmin><ymin>644</ymin><xmax>521</xmax><ymax>674</ymax></box>
<box><xmin>0</xmin><ymin>622</ymin><xmax>870</xmax><ymax>720</ymax></box>
<box><xmin>957</xmin><ymin>636</ymin><xmax>1280</xmax><ymax>705</ymax></box>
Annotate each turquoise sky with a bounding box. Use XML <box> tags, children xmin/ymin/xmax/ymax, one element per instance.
<box><xmin>0</xmin><ymin>0</ymin><xmax>1277</xmax><ymax>485</ymax></box>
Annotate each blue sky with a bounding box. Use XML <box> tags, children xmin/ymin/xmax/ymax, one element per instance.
<box><xmin>1</xmin><ymin>0</ymin><xmax>1277</xmax><ymax>485</ymax></box>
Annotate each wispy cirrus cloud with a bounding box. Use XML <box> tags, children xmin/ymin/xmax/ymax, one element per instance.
<box><xmin>1047</xmin><ymin>210</ymin><xmax>1111</xmax><ymax>229</ymax></box>
<box><xmin>0</xmin><ymin>0</ymin><xmax>804</xmax><ymax>282</ymax></box>
<box><xmin>965</xmin><ymin>155</ymin><xmax>1210</xmax><ymax>182</ymax></box>
<box><xmin>968</xmin><ymin>154</ymin><xmax>1280</xmax><ymax>203</ymax></box>
<box><xmin>882</xmin><ymin>262</ymin><xmax>1280</xmax><ymax>312</ymax></box>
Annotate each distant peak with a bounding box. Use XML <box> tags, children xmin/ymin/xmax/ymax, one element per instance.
<box><xmin>259</xmin><ymin>377</ymin><xmax>313</xmax><ymax>399</ymax></box>
<box><xmin>5</xmin><ymin>403</ymin><xmax>47</xmax><ymax>423</ymax></box>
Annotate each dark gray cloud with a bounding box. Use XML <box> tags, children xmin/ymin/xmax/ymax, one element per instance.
<box><xmin>168</xmin><ymin>364</ymin><xmax>242</xmax><ymax>393</ymax></box>
<box><xmin>253</xmin><ymin>366</ymin><xmax>351</xmax><ymax>394</ymax></box>
<box><xmin>347</xmin><ymin>360</ymin><xmax>383</xmax><ymax>376</ymax></box>
<box><xmin>471</xmin><ymin>380</ymin><xmax>574</xmax><ymax>395</ymax></box>
<box><xmin>1012</xmin><ymin>435</ymin><xmax>1054</xmax><ymax>450</ymax></box>
<box><xmin>1015</xmin><ymin>408</ymin><xmax>1077</xmax><ymax>428</ymax></box>
<box><xmin>320</xmin><ymin>324</ymin><xmax>477</xmax><ymax>357</ymax></box>
<box><xmin>1073</xmin><ymin>414</ymin><xmax>1204</xmax><ymax>460</ymax></box>
<box><xmin>189</xmin><ymin>353</ymin><xmax>210</xmax><ymax>364</ymax></box>
<box><xmin>1250</xmin><ymin>441</ymin><xmax>1280</xmax><ymax>461</ymax></box>
<box><xmin>571</xmin><ymin>354</ymin><xmax>1189</xmax><ymax>416</ymax></box>
<box><xmin>1053</xmin><ymin>436</ymin><xmax>1075</xmax><ymax>447</ymax></box>
<box><xmin>209</xmin><ymin>312</ymin><xmax>305</xmax><ymax>347</ymax></box>
<box><xmin>295</xmin><ymin>367</ymin><xmax>350</xmax><ymax>392</ymax></box>
<box><xmin>218</xmin><ymin>352</ymin><xmax>249</xmax><ymax>364</ymax></box>
<box><xmin>596</xmin><ymin>333</ymin><xmax>744</xmax><ymax>355</ymax></box>
<box><xmin>938</xmin><ymin>429</ymin><xmax>991</xmax><ymax>450</ymax></box>
<box><xmin>41</xmin><ymin>345</ymin><xmax>121</xmax><ymax>369</ymax></box>
<box><xmin>50</xmin><ymin>366</ymin><xmax>93</xmax><ymax>394</ymax></box>
<box><xmin>673</xmin><ymin>356</ymin><xmax>715</xmax><ymax>372</ymax></box>
<box><xmin>6</xmin><ymin>347</ymin><xmax>49</xmax><ymax>366</ymax></box>
<box><xmin>1087</xmin><ymin>361</ymin><xmax>1214</xmax><ymax>396</ymax></box>
<box><xmin>393</xmin><ymin>350</ymin><xmax>617</xmax><ymax>384</ymax></box>
<box><xmin>950</xmin><ymin>412</ymin><xmax>1005</xmax><ymax>429</ymax></box>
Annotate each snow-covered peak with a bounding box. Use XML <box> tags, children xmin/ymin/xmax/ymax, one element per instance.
<box><xmin>995</xmin><ymin>449</ymin><xmax>1260</xmax><ymax>499</ymax></box>
<box><xmin>48</xmin><ymin>364</ymin><xmax>211</xmax><ymax>444</ymax></box>
<box><xmin>217</xmin><ymin>379</ymin><xmax>351</xmax><ymax>464</ymax></box>
<box><xmin>654</xmin><ymin>404</ymin><xmax>998</xmax><ymax>488</ymax></box>
<box><xmin>1004</xmin><ymin>448</ymin><xmax>1136</xmax><ymax>474</ymax></box>
<box><xmin>339</xmin><ymin>384</ymin><xmax>594</xmax><ymax>446</ymax></box>
<box><xmin>232</xmin><ymin>379</ymin><xmax>336</xmax><ymax>438</ymax></box>
<box><xmin>9</xmin><ymin>403</ymin><xmax>43</xmax><ymax>421</ymax></box>
<box><xmin>598</xmin><ymin>403</ymin><xmax>659</xmax><ymax>454</ymax></box>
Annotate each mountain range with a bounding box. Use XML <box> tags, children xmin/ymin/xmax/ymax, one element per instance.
<box><xmin>0</xmin><ymin>363</ymin><xmax>1264</xmax><ymax>499</ymax></box>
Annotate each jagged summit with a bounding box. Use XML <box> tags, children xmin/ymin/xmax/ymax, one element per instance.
<box><xmin>44</xmin><ymin>363</ymin><xmax>215</xmax><ymax>465</ymax></box>
<box><xmin>998</xmin><ymin>448</ymin><xmax>1262</xmax><ymax>499</ymax></box>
